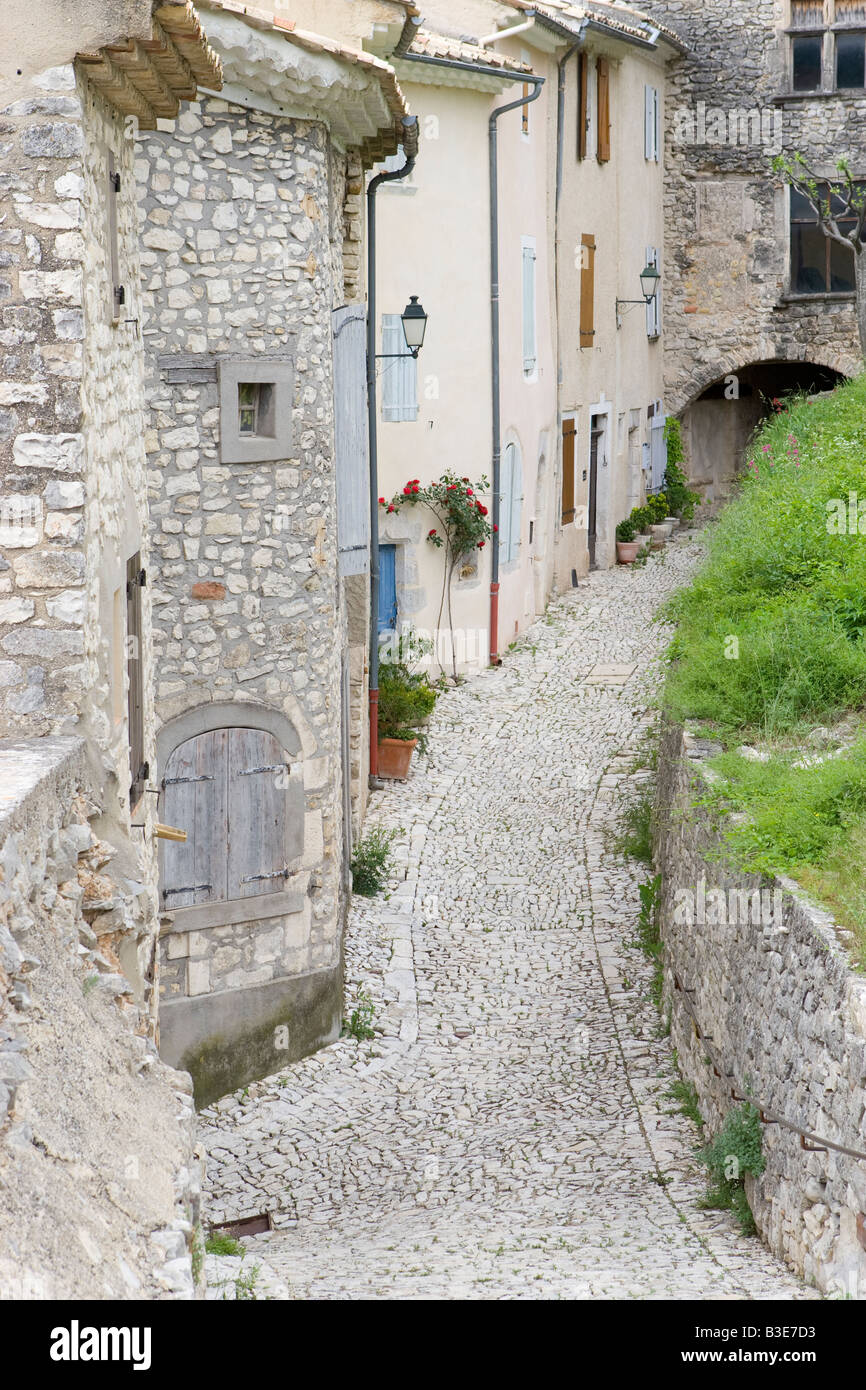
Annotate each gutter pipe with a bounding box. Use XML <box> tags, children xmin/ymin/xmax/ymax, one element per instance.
<box><xmin>488</xmin><ymin>74</ymin><xmax>544</xmax><ymax>665</ymax></box>
<box><xmin>367</xmin><ymin>115</ymin><xmax>419</xmax><ymax>785</ymax></box>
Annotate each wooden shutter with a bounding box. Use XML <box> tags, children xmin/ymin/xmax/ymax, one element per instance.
<box><xmin>160</xmin><ymin>727</ymin><xmax>303</xmax><ymax>916</ymax></box>
<box><xmin>596</xmin><ymin>58</ymin><xmax>610</xmax><ymax>163</ymax></box>
<box><xmin>508</xmin><ymin>444</ymin><xmax>523</xmax><ymax>562</ymax></box>
<box><xmin>227</xmin><ymin>729</ymin><xmax>292</xmax><ymax>901</ymax></box>
<box><xmin>577</xmin><ymin>52</ymin><xmax>588</xmax><ymax>159</ymax></box>
<box><xmin>522</xmin><ymin>241</ymin><xmax>536</xmax><ymax>374</ymax></box>
<box><xmin>161</xmin><ymin>730</ymin><xmax>229</xmax><ymax>909</ymax></box>
<box><xmin>645</xmin><ymin>85</ymin><xmax>656</xmax><ymax>160</ymax></box>
<box><xmin>561</xmin><ymin>418</ymin><xmax>576</xmax><ymax>525</ymax></box>
<box><xmin>381</xmin><ymin>314</ymin><xmax>418</xmax><ymax>422</ymax></box>
<box><xmin>499</xmin><ymin>444</ymin><xmax>514</xmax><ymax>564</ymax></box>
<box><xmin>645</xmin><ymin>245</ymin><xmax>661</xmax><ymax>337</ymax></box>
<box><xmin>333</xmin><ymin>304</ymin><xmax>369</xmax><ymax>576</ymax></box>
<box><xmin>126</xmin><ymin>552</ymin><xmax>146</xmax><ymax>808</ymax></box>
<box><xmin>579</xmin><ymin>234</ymin><xmax>595</xmax><ymax>347</ymax></box>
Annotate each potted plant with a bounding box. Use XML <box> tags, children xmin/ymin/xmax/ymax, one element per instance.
<box><xmin>615</xmin><ymin>516</ymin><xmax>640</xmax><ymax>564</ymax></box>
<box><xmin>630</xmin><ymin>505</ymin><xmax>652</xmax><ymax>547</ymax></box>
<box><xmin>647</xmin><ymin>491</ymin><xmax>670</xmax><ymax>546</ymax></box>
<box><xmin>377</xmin><ymin>648</ymin><xmax>438</xmax><ymax>779</ymax></box>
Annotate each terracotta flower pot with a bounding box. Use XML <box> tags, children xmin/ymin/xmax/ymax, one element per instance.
<box><xmin>377</xmin><ymin>737</ymin><xmax>417</xmax><ymax>779</ymax></box>
<box><xmin>616</xmin><ymin>540</ymin><xmax>640</xmax><ymax>564</ymax></box>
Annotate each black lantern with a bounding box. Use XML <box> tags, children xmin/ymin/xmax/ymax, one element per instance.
<box><xmin>400</xmin><ymin>295</ymin><xmax>428</xmax><ymax>356</ymax></box>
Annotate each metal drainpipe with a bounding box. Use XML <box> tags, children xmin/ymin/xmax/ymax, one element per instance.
<box><xmin>367</xmin><ymin>116</ymin><xmax>419</xmax><ymax>786</ymax></box>
<box><xmin>489</xmin><ymin>76</ymin><xmax>544</xmax><ymax>666</ymax></box>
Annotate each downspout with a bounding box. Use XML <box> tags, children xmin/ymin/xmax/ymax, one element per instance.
<box><xmin>367</xmin><ymin>115</ymin><xmax>419</xmax><ymax>786</ymax></box>
<box><xmin>489</xmin><ymin>76</ymin><xmax>544</xmax><ymax>665</ymax></box>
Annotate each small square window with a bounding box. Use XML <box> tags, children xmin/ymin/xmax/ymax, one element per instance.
<box><xmin>238</xmin><ymin>382</ymin><xmax>276</xmax><ymax>438</ymax></box>
<box><xmin>218</xmin><ymin>358</ymin><xmax>294</xmax><ymax>464</ymax></box>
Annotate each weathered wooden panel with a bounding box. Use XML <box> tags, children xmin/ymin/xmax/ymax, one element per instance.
<box><xmin>227</xmin><ymin>728</ymin><xmax>286</xmax><ymax>900</ymax></box>
<box><xmin>161</xmin><ymin>729</ymin><xmax>228</xmax><ymax>909</ymax></box>
<box><xmin>333</xmin><ymin>304</ymin><xmax>370</xmax><ymax>576</ymax></box>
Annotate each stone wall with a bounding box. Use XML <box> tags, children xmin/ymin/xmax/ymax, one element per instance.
<box><xmin>0</xmin><ymin>737</ymin><xmax>201</xmax><ymax>1299</ymax></box>
<box><xmin>644</xmin><ymin>0</ymin><xmax>862</xmax><ymax>413</ymax></box>
<box><xmin>655</xmin><ymin>722</ymin><xmax>866</xmax><ymax>1297</ymax></box>
<box><xmin>136</xmin><ymin>95</ymin><xmax>350</xmax><ymax>1096</ymax></box>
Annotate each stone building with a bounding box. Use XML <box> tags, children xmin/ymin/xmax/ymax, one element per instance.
<box><xmin>137</xmin><ymin>0</ymin><xmax>414</xmax><ymax>1101</ymax></box>
<box><xmin>644</xmin><ymin>0</ymin><xmax>863</xmax><ymax>496</ymax></box>
<box><xmin>0</xmin><ymin>0</ymin><xmax>223</xmax><ymax>1298</ymax></box>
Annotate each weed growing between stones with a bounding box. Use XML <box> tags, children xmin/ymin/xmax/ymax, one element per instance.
<box><xmin>696</xmin><ymin>1102</ymin><xmax>765</xmax><ymax>1235</ymax></box>
<box><xmin>350</xmin><ymin>826</ymin><xmax>399</xmax><ymax>897</ymax></box>
<box><xmin>206</xmin><ymin>1232</ymin><xmax>244</xmax><ymax>1256</ymax></box>
<box><xmin>190</xmin><ymin>1225</ymin><xmax>205</xmax><ymax>1285</ymax></box>
<box><xmin>667</xmin><ymin>1063</ymin><xmax>704</xmax><ymax>1133</ymax></box>
<box><xmin>342</xmin><ymin>987</ymin><xmax>376</xmax><ymax>1041</ymax></box>
<box><xmin>617</xmin><ymin>792</ymin><xmax>654</xmax><ymax>864</ymax></box>
<box><xmin>634</xmin><ymin>873</ymin><xmax>664</xmax><ymax>1012</ymax></box>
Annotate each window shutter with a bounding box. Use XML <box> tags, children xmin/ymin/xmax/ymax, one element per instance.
<box><xmin>499</xmin><ymin>444</ymin><xmax>514</xmax><ymax>564</ymax></box>
<box><xmin>645</xmin><ymin>85</ymin><xmax>656</xmax><ymax>160</ymax></box>
<box><xmin>509</xmin><ymin>445</ymin><xmax>523</xmax><ymax>562</ymax></box>
<box><xmin>161</xmin><ymin>729</ymin><xmax>229</xmax><ymax>909</ymax></box>
<box><xmin>381</xmin><ymin>314</ymin><xmax>418</xmax><ymax>422</ymax></box>
<box><xmin>227</xmin><ymin>729</ymin><xmax>291</xmax><ymax>901</ymax></box>
<box><xmin>126</xmin><ymin>552</ymin><xmax>146</xmax><ymax>808</ymax></box>
<box><xmin>645</xmin><ymin>245</ymin><xmax>661</xmax><ymax>337</ymax></box>
<box><xmin>653</xmin><ymin>87</ymin><xmax>661</xmax><ymax>162</ymax></box>
<box><xmin>579</xmin><ymin>234</ymin><xmax>595</xmax><ymax>347</ymax></box>
<box><xmin>561</xmin><ymin>419</ymin><xmax>576</xmax><ymax>525</ymax></box>
<box><xmin>596</xmin><ymin>58</ymin><xmax>611</xmax><ymax>163</ymax></box>
<box><xmin>522</xmin><ymin>241</ymin><xmax>536</xmax><ymax>374</ymax></box>
<box><xmin>577</xmin><ymin>52</ymin><xmax>588</xmax><ymax>159</ymax></box>
<box><xmin>333</xmin><ymin>305</ymin><xmax>369</xmax><ymax>576</ymax></box>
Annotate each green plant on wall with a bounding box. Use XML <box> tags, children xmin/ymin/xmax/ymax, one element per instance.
<box><xmin>697</xmin><ymin>1101</ymin><xmax>765</xmax><ymax>1235</ymax></box>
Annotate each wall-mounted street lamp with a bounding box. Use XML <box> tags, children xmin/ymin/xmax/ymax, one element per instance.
<box><xmin>616</xmin><ymin>263</ymin><xmax>660</xmax><ymax>328</ymax></box>
<box><xmin>377</xmin><ymin>295</ymin><xmax>428</xmax><ymax>359</ymax></box>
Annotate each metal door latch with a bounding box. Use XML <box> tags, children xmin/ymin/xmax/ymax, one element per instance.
<box><xmin>241</xmin><ymin>868</ymin><xmax>292</xmax><ymax>883</ymax></box>
<box><xmin>163</xmin><ymin>774</ymin><xmax>215</xmax><ymax>786</ymax></box>
<box><xmin>238</xmin><ymin>764</ymin><xmax>291</xmax><ymax>777</ymax></box>
<box><xmin>163</xmin><ymin>884</ymin><xmax>211</xmax><ymax>898</ymax></box>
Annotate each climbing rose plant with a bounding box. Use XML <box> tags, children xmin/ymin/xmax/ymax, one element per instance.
<box><xmin>380</xmin><ymin>470</ymin><xmax>493</xmax><ymax>678</ymax></box>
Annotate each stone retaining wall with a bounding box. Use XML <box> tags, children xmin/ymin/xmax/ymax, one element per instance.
<box><xmin>655</xmin><ymin>721</ymin><xmax>866</xmax><ymax>1297</ymax></box>
<box><xmin>0</xmin><ymin>737</ymin><xmax>201</xmax><ymax>1299</ymax></box>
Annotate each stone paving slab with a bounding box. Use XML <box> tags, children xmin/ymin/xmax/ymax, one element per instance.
<box><xmin>200</xmin><ymin>534</ymin><xmax>816</xmax><ymax>1300</ymax></box>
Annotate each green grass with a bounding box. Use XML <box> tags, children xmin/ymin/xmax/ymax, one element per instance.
<box><xmin>662</xmin><ymin>374</ymin><xmax>866</xmax><ymax>963</ymax></box>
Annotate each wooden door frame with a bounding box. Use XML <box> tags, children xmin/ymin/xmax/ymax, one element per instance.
<box><xmin>560</xmin><ymin>411</ymin><xmax>578</xmax><ymax>529</ymax></box>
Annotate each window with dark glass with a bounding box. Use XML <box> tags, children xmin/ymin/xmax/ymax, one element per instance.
<box><xmin>790</xmin><ymin>182</ymin><xmax>865</xmax><ymax>293</ymax></box>
<box><xmin>792</xmin><ymin>34</ymin><xmax>823</xmax><ymax>87</ymax></box>
<box><xmin>836</xmin><ymin>30</ymin><xmax>866</xmax><ymax>85</ymax></box>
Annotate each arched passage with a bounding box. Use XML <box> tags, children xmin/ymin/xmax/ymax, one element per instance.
<box><xmin>679</xmin><ymin>359</ymin><xmax>847</xmax><ymax>503</ymax></box>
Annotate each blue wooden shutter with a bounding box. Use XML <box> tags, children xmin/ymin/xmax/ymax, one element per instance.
<box><xmin>522</xmin><ymin>241</ymin><xmax>537</xmax><ymax>374</ymax></box>
<box><xmin>645</xmin><ymin>245</ymin><xmax>661</xmax><ymax>337</ymax></box>
<box><xmin>381</xmin><ymin>314</ymin><xmax>418</xmax><ymax>422</ymax></box>
<box><xmin>333</xmin><ymin>305</ymin><xmax>369</xmax><ymax>576</ymax></box>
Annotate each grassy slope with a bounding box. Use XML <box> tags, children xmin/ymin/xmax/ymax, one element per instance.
<box><xmin>662</xmin><ymin>373</ymin><xmax>866</xmax><ymax>967</ymax></box>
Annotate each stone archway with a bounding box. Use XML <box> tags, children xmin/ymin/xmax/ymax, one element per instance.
<box><xmin>672</xmin><ymin>356</ymin><xmax>852</xmax><ymax>504</ymax></box>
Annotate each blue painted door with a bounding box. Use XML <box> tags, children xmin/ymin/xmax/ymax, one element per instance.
<box><xmin>378</xmin><ymin>544</ymin><xmax>397</xmax><ymax>634</ymax></box>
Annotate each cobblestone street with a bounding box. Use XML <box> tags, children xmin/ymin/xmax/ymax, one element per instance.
<box><xmin>201</xmin><ymin>535</ymin><xmax>812</xmax><ymax>1299</ymax></box>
